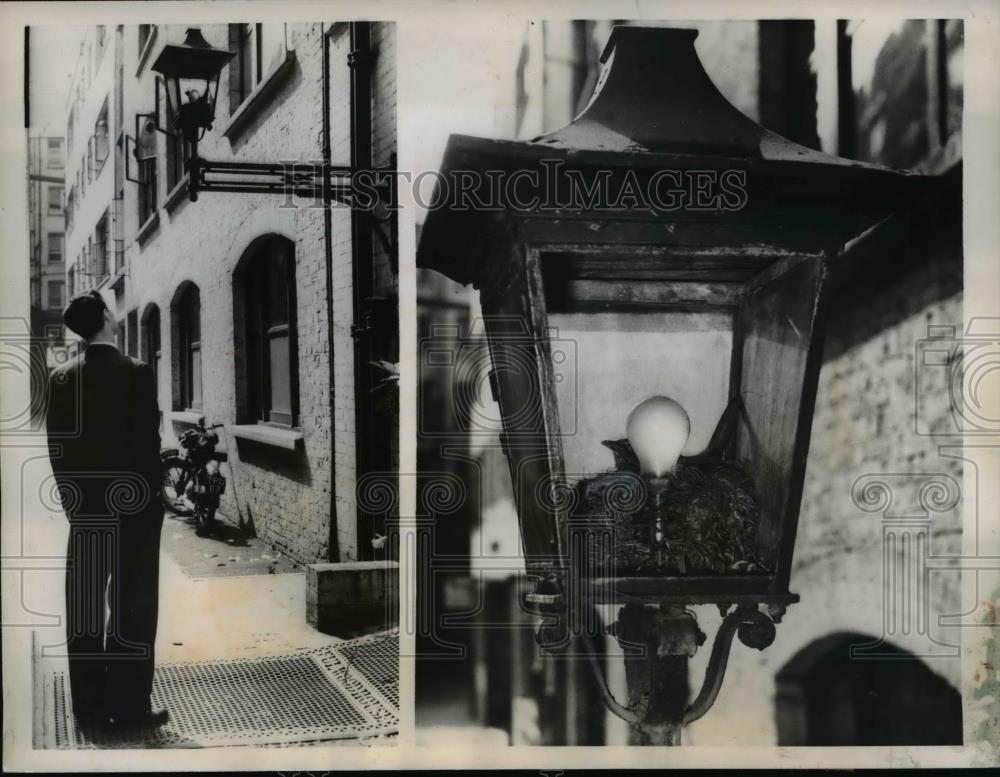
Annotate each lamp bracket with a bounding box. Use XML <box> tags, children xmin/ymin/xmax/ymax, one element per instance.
<box><xmin>565</xmin><ymin>600</ymin><xmax>783</xmax><ymax>736</ymax></box>
<box><xmin>150</xmin><ymin>77</ymin><xmax>179</xmax><ymax>136</ymax></box>
<box><xmin>682</xmin><ymin>604</ymin><xmax>777</xmax><ymax>725</ymax></box>
<box><xmin>185</xmin><ymin>155</ymin><xmax>396</xmax><ymax>211</ymax></box>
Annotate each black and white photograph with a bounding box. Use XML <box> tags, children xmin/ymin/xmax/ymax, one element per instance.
<box><xmin>9</xmin><ymin>18</ymin><xmax>399</xmax><ymax>750</ymax></box>
<box><xmin>2</xmin><ymin>0</ymin><xmax>999</xmax><ymax>772</ymax></box>
<box><xmin>413</xmin><ymin>16</ymin><xmax>989</xmax><ymax>749</ymax></box>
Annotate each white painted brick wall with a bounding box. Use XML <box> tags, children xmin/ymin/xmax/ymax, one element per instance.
<box><xmin>117</xmin><ymin>22</ymin><xmax>395</xmax><ymax>564</ymax></box>
<box><xmin>687</xmin><ymin>282</ymin><xmax>964</xmax><ymax>745</ymax></box>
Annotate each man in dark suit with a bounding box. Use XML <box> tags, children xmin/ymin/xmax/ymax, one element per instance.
<box><xmin>46</xmin><ymin>290</ymin><xmax>169</xmax><ymax>732</ymax></box>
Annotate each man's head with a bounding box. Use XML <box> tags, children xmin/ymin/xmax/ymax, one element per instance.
<box><xmin>63</xmin><ymin>290</ymin><xmax>115</xmax><ymax>342</ymax></box>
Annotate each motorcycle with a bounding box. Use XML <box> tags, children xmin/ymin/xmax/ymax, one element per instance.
<box><xmin>161</xmin><ymin>422</ymin><xmax>228</xmax><ymax>535</ymax></box>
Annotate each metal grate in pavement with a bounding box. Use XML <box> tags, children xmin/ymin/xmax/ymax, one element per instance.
<box><xmin>316</xmin><ymin>631</ymin><xmax>399</xmax><ymax>729</ymax></box>
<box><xmin>339</xmin><ymin>632</ymin><xmax>400</xmax><ymax>710</ymax></box>
<box><xmin>42</xmin><ymin>630</ymin><xmax>398</xmax><ymax>749</ymax></box>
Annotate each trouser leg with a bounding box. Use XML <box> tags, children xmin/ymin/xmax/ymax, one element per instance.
<box><xmin>65</xmin><ymin>522</ymin><xmax>114</xmax><ymax>720</ymax></box>
<box><xmin>106</xmin><ymin>510</ymin><xmax>164</xmax><ymax>718</ymax></box>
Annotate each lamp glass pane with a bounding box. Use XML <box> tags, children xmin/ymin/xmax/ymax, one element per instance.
<box><xmin>175</xmin><ymin>76</ymin><xmax>213</xmax><ymax>106</ymax></box>
<box><xmin>162</xmin><ymin>77</ymin><xmax>181</xmax><ymax>124</ymax></box>
<box><xmin>548</xmin><ymin>309</ymin><xmax>732</xmax><ymax>480</ymax></box>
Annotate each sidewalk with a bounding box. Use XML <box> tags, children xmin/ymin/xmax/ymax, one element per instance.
<box><xmin>31</xmin><ymin>504</ymin><xmax>398</xmax><ymax>748</ymax></box>
<box><xmin>156</xmin><ymin>514</ymin><xmax>335</xmax><ymax>663</ymax></box>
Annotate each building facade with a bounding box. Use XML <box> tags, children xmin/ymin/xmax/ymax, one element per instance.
<box><xmin>27</xmin><ymin>132</ymin><xmax>69</xmax><ymax>408</ymax></box>
<box><xmin>62</xmin><ymin>23</ymin><xmax>397</xmax><ymax>565</ymax></box>
<box><xmin>28</xmin><ymin>135</ymin><xmax>66</xmax><ymax>320</ymax></box>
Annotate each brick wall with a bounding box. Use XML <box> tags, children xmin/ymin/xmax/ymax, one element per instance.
<box><xmin>119</xmin><ymin>22</ymin><xmax>396</xmax><ymax>565</ymax></box>
<box><xmin>686</xmin><ymin>238</ymin><xmax>963</xmax><ymax>745</ymax></box>
<box><xmin>125</xmin><ymin>24</ymin><xmax>330</xmax><ymax>564</ymax></box>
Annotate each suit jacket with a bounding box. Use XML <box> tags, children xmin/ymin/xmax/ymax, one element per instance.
<box><xmin>47</xmin><ymin>344</ymin><xmax>162</xmax><ymax>519</ymax></box>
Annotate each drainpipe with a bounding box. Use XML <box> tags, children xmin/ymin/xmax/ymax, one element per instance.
<box><xmin>321</xmin><ymin>23</ymin><xmax>340</xmax><ymax>563</ymax></box>
<box><xmin>836</xmin><ymin>20</ymin><xmax>855</xmax><ymax>159</ymax></box>
<box><xmin>348</xmin><ymin>22</ymin><xmax>375</xmax><ymax>560</ymax></box>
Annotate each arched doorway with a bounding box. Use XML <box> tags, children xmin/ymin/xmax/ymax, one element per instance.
<box><xmin>775</xmin><ymin>632</ymin><xmax>962</xmax><ymax>745</ymax></box>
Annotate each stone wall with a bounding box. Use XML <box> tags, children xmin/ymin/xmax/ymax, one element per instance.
<box><xmin>686</xmin><ymin>225</ymin><xmax>963</xmax><ymax>745</ymax></box>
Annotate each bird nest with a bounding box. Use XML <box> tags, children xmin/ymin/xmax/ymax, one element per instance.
<box><xmin>568</xmin><ymin>459</ymin><xmax>768</xmax><ymax>577</ymax></box>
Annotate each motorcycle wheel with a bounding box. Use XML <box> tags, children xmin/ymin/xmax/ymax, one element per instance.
<box><xmin>162</xmin><ymin>457</ymin><xmax>194</xmax><ymax>516</ymax></box>
<box><xmin>194</xmin><ymin>502</ymin><xmax>216</xmax><ymax>536</ymax></box>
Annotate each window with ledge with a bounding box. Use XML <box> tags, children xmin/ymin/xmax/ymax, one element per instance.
<box><xmin>94</xmin><ymin>98</ymin><xmax>109</xmax><ymax>175</ymax></box>
<box><xmin>172</xmin><ymin>283</ymin><xmax>203</xmax><ymax>411</ymax></box>
<box><xmin>234</xmin><ymin>235</ymin><xmax>298</xmax><ymax>427</ymax></box>
<box><xmin>47</xmin><ymin>233</ymin><xmax>63</xmax><ymax>264</ymax></box>
<box><xmin>94</xmin><ymin>212</ymin><xmax>109</xmax><ymax>277</ymax></box>
<box><xmin>112</xmin><ymin>195</ymin><xmax>124</xmax><ymax>273</ymax></box>
<box><xmin>137</xmin><ymin>154</ymin><xmax>158</xmax><ymax>227</ymax></box>
<box><xmin>48</xmin><ymin>185</ymin><xmax>62</xmax><ymax>214</ymax></box>
<box><xmin>48</xmin><ymin>280</ymin><xmax>64</xmax><ymax>310</ymax></box>
<box><xmin>47</xmin><ymin>138</ymin><xmax>63</xmax><ymax>168</ymax></box>
<box><xmin>228</xmin><ymin>23</ymin><xmax>286</xmax><ymax>111</ymax></box>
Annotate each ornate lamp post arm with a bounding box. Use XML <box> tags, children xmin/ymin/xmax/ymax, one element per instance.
<box><xmin>572</xmin><ymin>602</ymin><xmax>782</xmax><ymax>743</ymax></box>
<box><xmin>683</xmin><ymin>604</ymin><xmax>779</xmax><ymax>725</ymax></box>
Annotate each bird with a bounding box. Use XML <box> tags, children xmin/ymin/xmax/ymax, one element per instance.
<box><xmin>601</xmin><ymin>438</ymin><xmax>640</xmax><ymax>472</ymax></box>
<box><xmin>591</xmin><ymin>395</ymin><xmax>763</xmax><ymax>576</ymax></box>
<box><xmin>601</xmin><ymin>395</ymin><xmax>747</xmax><ymax>472</ymax></box>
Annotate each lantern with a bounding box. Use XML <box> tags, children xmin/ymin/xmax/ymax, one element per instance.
<box><xmin>151</xmin><ymin>28</ymin><xmax>234</xmax><ymax>144</ymax></box>
<box><xmin>417</xmin><ymin>26</ymin><xmax>929</xmax><ymax>741</ymax></box>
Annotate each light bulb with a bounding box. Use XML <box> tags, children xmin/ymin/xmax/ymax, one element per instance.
<box><xmin>626</xmin><ymin>396</ymin><xmax>691</xmax><ymax>477</ymax></box>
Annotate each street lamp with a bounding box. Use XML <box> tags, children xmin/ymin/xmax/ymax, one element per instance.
<box><xmin>417</xmin><ymin>26</ymin><xmax>931</xmax><ymax>744</ymax></box>
<box><xmin>146</xmin><ymin>25</ymin><xmax>394</xmax><ymax>213</ymax></box>
<box><xmin>151</xmin><ymin>27</ymin><xmax>233</xmax><ymax>146</ymax></box>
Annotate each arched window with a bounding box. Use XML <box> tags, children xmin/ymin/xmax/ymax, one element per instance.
<box><xmin>234</xmin><ymin>236</ymin><xmax>298</xmax><ymax>426</ymax></box>
<box><xmin>775</xmin><ymin>632</ymin><xmax>962</xmax><ymax>745</ymax></box>
<box><xmin>171</xmin><ymin>283</ymin><xmax>202</xmax><ymax>411</ymax></box>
